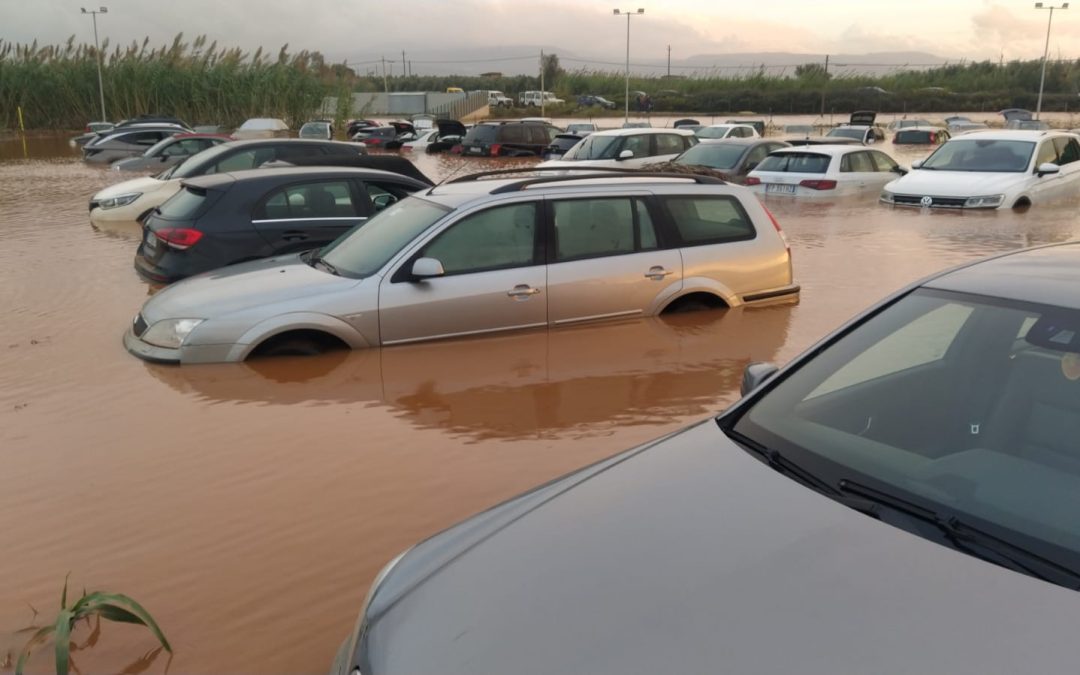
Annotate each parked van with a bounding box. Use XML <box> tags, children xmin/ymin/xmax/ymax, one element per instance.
<box><xmin>519</xmin><ymin>90</ymin><xmax>565</xmax><ymax>107</ymax></box>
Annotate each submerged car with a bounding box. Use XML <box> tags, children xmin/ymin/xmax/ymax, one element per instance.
<box><xmin>825</xmin><ymin>110</ymin><xmax>886</xmax><ymax>145</ymax></box>
<box><xmin>695</xmin><ymin>124</ymin><xmax>760</xmax><ymax>140</ymax></box>
<box><xmin>577</xmin><ymin>94</ymin><xmax>616</xmax><ymax>109</ymax></box>
<box><xmin>299</xmin><ymin>121</ymin><xmax>334</xmax><ymax>139</ymax></box>
<box><xmin>458</xmin><ymin>121</ymin><xmax>561</xmax><ymax>157</ymax></box>
<box><xmin>82</xmin><ymin>125</ymin><xmax>188</xmax><ymax>164</ymax></box>
<box><xmin>233</xmin><ymin>118</ymin><xmax>290</xmax><ymax>139</ymax></box>
<box><xmin>123</xmin><ymin>169</ymin><xmax>798</xmax><ymax>364</ymax></box>
<box><xmin>111</xmin><ymin>133</ymin><xmax>231</xmax><ymax>172</ymax></box>
<box><xmin>886</xmin><ymin>118</ymin><xmax>933</xmax><ymax>131</ymax></box>
<box><xmin>538</xmin><ymin>128</ymin><xmax>697</xmax><ymax>169</ymax></box>
<box><xmin>747</xmin><ymin>145</ymin><xmax>905</xmax><ymax>197</ymax></box>
<box><xmin>542</xmin><ymin>133</ymin><xmax>584</xmax><ymax>160</ymax></box>
<box><xmin>565</xmin><ymin>122</ymin><xmax>598</xmax><ymax>136</ymax></box>
<box><xmin>134</xmin><ymin>164</ymin><xmax>431</xmax><ymax>283</ymax></box>
<box><xmin>665</xmin><ymin>138</ymin><xmax>792</xmax><ymax>184</ymax></box>
<box><xmin>331</xmin><ymin>241</ymin><xmax>1080</xmax><ymax>675</ymax></box>
<box><xmin>893</xmin><ymin>126</ymin><xmax>950</xmax><ymax>146</ymax></box>
<box><xmin>401</xmin><ymin>119</ymin><xmax>466</xmax><ymax>155</ymax></box>
<box><xmin>881</xmin><ymin>130</ymin><xmax>1080</xmax><ymax>209</ymax></box>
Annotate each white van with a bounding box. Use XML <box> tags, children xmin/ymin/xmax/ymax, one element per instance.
<box><xmin>475</xmin><ymin>90</ymin><xmax>513</xmax><ymax>108</ymax></box>
<box><xmin>519</xmin><ymin>91</ymin><xmax>565</xmax><ymax>107</ymax></box>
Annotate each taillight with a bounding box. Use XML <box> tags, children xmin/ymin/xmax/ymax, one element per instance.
<box><xmin>929</xmin><ymin>132</ymin><xmax>937</xmax><ymax>143</ymax></box>
<box><xmin>761</xmin><ymin>204</ymin><xmax>789</xmax><ymax>252</ymax></box>
<box><xmin>489</xmin><ymin>143</ymin><xmax>502</xmax><ymax>157</ymax></box>
<box><xmin>155</xmin><ymin>227</ymin><xmax>203</xmax><ymax>250</ymax></box>
<box><xmin>450</xmin><ymin>144</ymin><xmax>463</xmax><ymax>155</ymax></box>
<box><xmin>799</xmin><ymin>179</ymin><xmax>837</xmax><ymax>190</ymax></box>
<box><xmin>745</xmin><ymin>176</ymin><xmax>761</xmax><ymax>186</ymax></box>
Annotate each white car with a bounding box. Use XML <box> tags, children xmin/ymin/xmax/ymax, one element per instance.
<box><xmin>746</xmin><ymin>145</ymin><xmax>905</xmax><ymax>197</ymax></box>
<box><xmin>695</xmin><ymin>124</ymin><xmax>760</xmax><ymax>140</ymax></box>
<box><xmin>881</xmin><ymin>130</ymin><xmax>1080</xmax><ymax>210</ymax></box>
<box><xmin>537</xmin><ymin>128</ymin><xmax>698</xmax><ymax>170</ymax></box>
<box><xmin>519</xmin><ymin>91</ymin><xmax>564</xmax><ymax>107</ymax></box>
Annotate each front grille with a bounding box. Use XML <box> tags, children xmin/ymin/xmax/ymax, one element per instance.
<box><xmin>892</xmin><ymin>194</ymin><xmax>967</xmax><ymax>208</ymax></box>
<box><xmin>133</xmin><ymin>314</ymin><xmax>148</xmax><ymax>337</ymax></box>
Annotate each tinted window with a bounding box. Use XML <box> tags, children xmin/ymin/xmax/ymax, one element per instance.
<box><xmin>662</xmin><ymin>196</ymin><xmax>755</xmax><ymax>246</ymax></box>
<box><xmin>421</xmin><ymin>203</ymin><xmax>539</xmax><ymax>275</ymax></box>
<box><xmin>675</xmin><ymin>143</ymin><xmax>746</xmax><ymax>170</ymax></box>
<box><xmin>552</xmin><ymin>198</ymin><xmax>656</xmax><ymax>262</ymax></box>
<box><xmin>562</xmin><ymin>134</ymin><xmax>620</xmax><ymax>160</ymax></box>
<box><xmin>210</xmin><ymin>148</ymin><xmax>275</xmax><ymax>173</ymax></box>
<box><xmin>172</xmin><ymin>143</ymin><xmax>233</xmax><ymax>178</ymax></box>
<box><xmin>744</xmin><ymin>144</ymin><xmax>771</xmax><ymax>169</ymax></box>
<box><xmin>826</xmin><ymin>127</ymin><xmax>867</xmax><ymax>141</ymax></box>
<box><xmin>656</xmin><ymin>134</ymin><xmax>685</xmax><ymax>155</ymax></box>
<box><xmin>922</xmin><ymin>139</ymin><xmax>1034</xmax><ymax>173</ymax></box>
<box><xmin>1054</xmin><ymin>137</ymin><xmax>1080</xmax><ymax>165</ymax></box>
<box><xmin>500</xmin><ymin>125</ymin><xmax>526</xmax><ymax>143</ymax></box>
<box><xmin>896</xmin><ymin>130</ymin><xmax>935</xmax><ymax>144</ymax></box>
<box><xmin>157</xmin><ymin>187</ymin><xmax>208</xmax><ymax>220</ymax></box>
<box><xmin>463</xmin><ymin>125</ymin><xmax>499</xmax><ymax>144</ymax></box>
<box><xmin>757</xmin><ymin>152</ymin><xmax>831</xmax><ymax>174</ymax></box>
<box><xmin>260</xmin><ymin>181</ymin><xmax>357</xmax><ymax>220</ymax></box>
<box><xmin>321</xmin><ymin>198</ymin><xmax>449</xmax><ymax>278</ymax></box>
<box><xmin>275</xmin><ymin>144</ymin><xmax>329</xmax><ymax>161</ymax></box>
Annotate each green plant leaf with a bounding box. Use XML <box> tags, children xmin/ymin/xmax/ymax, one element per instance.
<box><xmin>80</xmin><ymin>594</ymin><xmax>171</xmax><ymax>653</ymax></box>
<box><xmin>61</xmin><ymin>573</ymin><xmax>70</xmax><ymax>610</ymax></box>
<box><xmin>54</xmin><ymin>609</ymin><xmax>74</xmax><ymax>675</ymax></box>
<box><xmin>93</xmin><ymin>604</ymin><xmax>143</xmax><ymax>625</ymax></box>
<box><xmin>15</xmin><ymin>624</ymin><xmax>54</xmax><ymax>675</ymax></box>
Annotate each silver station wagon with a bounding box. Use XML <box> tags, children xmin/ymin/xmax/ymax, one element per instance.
<box><xmin>124</xmin><ymin>169</ymin><xmax>799</xmax><ymax>364</ymax></box>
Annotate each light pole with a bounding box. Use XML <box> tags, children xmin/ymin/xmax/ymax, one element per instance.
<box><xmin>613</xmin><ymin>8</ymin><xmax>644</xmax><ymax>124</ymax></box>
<box><xmin>81</xmin><ymin>6</ymin><xmax>108</xmax><ymax>121</ymax></box>
<box><xmin>1034</xmin><ymin>2</ymin><xmax>1068</xmax><ymax>120</ymax></box>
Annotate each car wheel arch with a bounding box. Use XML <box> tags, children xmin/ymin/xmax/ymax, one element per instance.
<box><xmin>650</xmin><ymin>278</ymin><xmax>739</xmax><ymax>315</ymax></box>
<box><xmin>230</xmin><ymin>313</ymin><xmax>371</xmax><ymax>362</ymax></box>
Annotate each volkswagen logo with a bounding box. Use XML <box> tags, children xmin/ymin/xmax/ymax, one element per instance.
<box><xmin>920</xmin><ymin>196</ymin><xmax>934</xmax><ymax>207</ymax></box>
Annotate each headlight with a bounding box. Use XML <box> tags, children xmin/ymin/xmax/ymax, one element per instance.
<box><xmin>964</xmin><ymin>194</ymin><xmax>1004</xmax><ymax>208</ymax></box>
<box><xmin>331</xmin><ymin>548</ymin><xmax>411</xmax><ymax>675</ymax></box>
<box><xmin>880</xmin><ymin>191</ymin><xmax>895</xmax><ymax>204</ymax></box>
<box><xmin>141</xmin><ymin>318</ymin><xmax>204</xmax><ymax>349</ymax></box>
<box><xmin>97</xmin><ymin>192</ymin><xmax>142</xmax><ymax>209</ymax></box>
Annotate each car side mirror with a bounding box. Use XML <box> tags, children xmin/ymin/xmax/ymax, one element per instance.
<box><xmin>893</xmin><ymin>166</ymin><xmax>908</xmax><ymax>175</ymax></box>
<box><xmin>910</xmin><ymin>159</ymin><xmax>923</xmax><ymax>169</ymax></box>
<box><xmin>411</xmin><ymin>257</ymin><xmax>445</xmax><ymax>279</ymax></box>
<box><xmin>741</xmin><ymin>362</ymin><xmax>779</xmax><ymax>397</ymax></box>
<box><xmin>618</xmin><ymin>149</ymin><xmax>634</xmax><ymax>160</ymax></box>
<box><xmin>372</xmin><ymin>193</ymin><xmax>397</xmax><ymax>211</ymax></box>
<box><xmin>1037</xmin><ymin>162</ymin><xmax>1061</xmax><ymax>177</ymax></box>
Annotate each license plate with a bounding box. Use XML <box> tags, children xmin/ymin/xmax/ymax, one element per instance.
<box><xmin>765</xmin><ymin>184</ymin><xmax>796</xmax><ymax>194</ymax></box>
<box><xmin>143</xmin><ymin>229</ymin><xmax>157</xmax><ymax>253</ymax></box>
<box><xmin>468</xmin><ymin>147</ymin><xmax>484</xmax><ymax>155</ymax></box>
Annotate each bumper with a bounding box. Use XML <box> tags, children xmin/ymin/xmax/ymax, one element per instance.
<box><xmin>124</xmin><ymin>327</ymin><xmax>243</xmax><ymax>365</ymax></box>
<box><xmin>133</xmin><ymin>254</ymin><xmax>183</xmax><ymax>284</ymax></box>
<box><xmin>123</xmin><ymin>326</ymin><xmax>181</xmax><ymax>364</ymax></box>
<box><xmin>742</xmin><ymin>283</ymin><xmax>801</xmax><ymax>304</ymax></box>
<box><xmin>90</xmin><ymin>203</ymin><xmax>149</xmax><ymax>225</ymax></box>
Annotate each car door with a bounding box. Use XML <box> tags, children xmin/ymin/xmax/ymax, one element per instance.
<box><xmin>252</xmin><ymin>179</ymin><xmax>369</xmax><ymax>254</ymax></box>
<box><xmin>546</xmin><ymin>195</ymin><xmax>681</xmax><ymax>324</ymax></box>
<box><xmin>378</xmin><ymin>201</ymin><xmax>547</xmax><ymax>344</ymax></box>
<box><xmin>1052</xmin><ymin>136</ymin><xmax>1080</xmax><ymax>192</ymax></box>
<box><xmin>1029</xmin><ymin>139</ymin><xmax>1064</xmax><ymax>202</ymax></box>
<box><xmin>616</xmin><ymin>133</ymin><xmax>653</xmax><ymax>167</ymax></box>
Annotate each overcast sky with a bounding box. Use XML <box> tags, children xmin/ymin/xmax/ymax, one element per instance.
<box><xmin>4</xmin><ymin>0</ymin><xmax>1078</xmax><ymax>71</ymax></box>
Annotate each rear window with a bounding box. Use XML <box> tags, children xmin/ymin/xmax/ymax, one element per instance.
<box><xmin>674</xmin><ymin>143</ymin><xmax>746</xmax><ymax>170</ymax></box>
<box><xmin>463</xmin><ymin>125</ymin><xmax>499</xmax><ymax>144</ymax></box>
<box><xmin>661</xmin><ymin>196</ymin><xmax>756</xmax><ymax>246</ymax></box>
<box><xmin>757</xmin><ymin>152</ymin><xmax>831</xmax><ymax>174</ymax></box>
<box><xmin>896</xmin><ymin>130</ymin><xmax>935</xmax><ymax>144</ymax></box>
<box><xmin>156</xmin><ymin>187</ymin><xmax>210</xmax><ymax>220</ymax></box>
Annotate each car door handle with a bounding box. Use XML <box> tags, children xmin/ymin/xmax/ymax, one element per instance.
<box><xmin>282</xmin><ymin>231</ymin><xmax>309</xmax><ymax>241</ymax></box>
<box><xmin>507</xmin><ymin>284</ymin><xmax>541</xmax><ymax>298</ymax></box>
<box><xmin>644</xmin><ymin>266</ymin><xmax>674</xmax><ymax>281</ymax></box>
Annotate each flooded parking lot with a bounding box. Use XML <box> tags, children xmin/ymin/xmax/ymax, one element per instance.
<box><xmin>2</xmin><ymin>120</ymin><xmax>1080</xmax><ymax>673</ymax></box>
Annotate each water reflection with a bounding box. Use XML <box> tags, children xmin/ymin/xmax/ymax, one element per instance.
<box><xmin>148</xmin><ymin>306</ymin><xmax>792</xmax><ymax>441</ymax></box>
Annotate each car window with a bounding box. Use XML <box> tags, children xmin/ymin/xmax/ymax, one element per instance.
<box><xmin>655</xmin><ymin>134</ymin><xmax>684</xmax><ymax>155</ymax></box>
<box><xmin>210</xmin><ymin>148</ymin><xmax>274</xmax><ymax>174</ymax></box>
<box><xmin>841</xmin><ymin>151</ymin><xmax>875</xmax><ymax>173</ymax></box>
<box><xmin>362</xmin><ymin>182</ymin><xmax>414</xmax><ymax>213</ymax></box>
<box><xmin>661</xmin><ymin>196</ymin><xmax>756</xmax><ymax>247</ymax></box>
<box><xmin>622</xmin><ymin>134</ymin><xmax>650</xmax><ymax>157</ymax></box>
<box><xmin>921</xmin><ymin>139</ymin><xmax>1034</xmax><ymax>173</ymax></box>
<box><xmin>1035</xmin><ymin>140</ymin><xmax>1060</xmax><ymax>168</ymax></box>
<box><xmin>551</xmin><ymin>197</ymin><xmax>657</xmax><ymax>262</ymax></box>
<box><xmin>501</xmin><ymin>125</ymin><xmax>526</xmax><ymax>143</ymax></box>
<box><xmin>744</xmin><ymin>144</ymin><xmax>771</xmax><ymax>169</ymax></box>
<box><xmin>123</xmin><ymin>131</ymin><xmax>168</xmax><ymax>146</ymax></box>
<box><xmin>259</xmin><ymin>180</ymin><xmax>358</xmax><ymax>220</ymax></box>
<box><xmin>1054</xmin><ymin>137</ymin><xmax>1080</xmax><ymax>165</ymax></box>
<box><xmin>157</xmin><ymin>187</ymin><xmax>210</xmax><ymax>220</ymax></box>
<box><xmin>757</xmin><ymin>152</ymin><xmax>831</xmax><ymax>174</ymax></box>
<box><xmin>421</xmin><ymin>203</ymin><xmax>540</xmax><ymax>275</ymax></box>
<box><xmin>870</xmin><ymin>151</ymin><xmax>899</xmax><ymax>172</ymax></box>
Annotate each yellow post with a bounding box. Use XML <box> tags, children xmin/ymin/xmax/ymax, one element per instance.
<box><xmin>17</xmin><ymin>106</ymin><xmax>25</xmax><ymax>131</ymax></box>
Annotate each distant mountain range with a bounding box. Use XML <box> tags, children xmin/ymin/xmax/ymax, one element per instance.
<box><xmin>358</xmin><ymin>48</ymin><xmax>952</xmax><ymax>78</ymax></box>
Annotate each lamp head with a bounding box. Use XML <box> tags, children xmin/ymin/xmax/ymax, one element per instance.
<box><xmin>613</xmin><ymin>8</ymin><xmax>620</xmax><ymax>14</ymax></box>
<box><xmin>100</xmin><ymin>6</ymin><xmax>108</xmax><ymax>12</ymax></box>
<box><xmin>637</xmin><ymin>7</ymin><xmax>645</xmax><ymax>12</ymax></box>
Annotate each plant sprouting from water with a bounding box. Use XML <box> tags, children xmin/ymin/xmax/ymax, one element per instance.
<box><xmin>15</xmin><ymin>576</ymin><xmax>171</xmax><ymax>675</ymax></box>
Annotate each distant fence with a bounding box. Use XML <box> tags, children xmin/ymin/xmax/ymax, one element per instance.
<box><xmin>320</xmin><ymin>91</ymin><xmax>488</xmax><ymax>119</ymax></box>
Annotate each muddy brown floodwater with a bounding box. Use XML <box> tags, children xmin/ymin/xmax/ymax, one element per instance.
<box><xmin>2</xmin><ymin>124</ymin><xmax>1080</xmax><ymax>673</ymax></box>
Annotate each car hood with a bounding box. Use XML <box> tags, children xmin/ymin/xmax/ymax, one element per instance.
<box><xmin>361</xmin><ymin>421</ymin><xmax>1080</xmax><ymax>674</ymax></box>
<box><xmin>93</xmin><ymin>175</ymin><xmax>164</xmax><ymax>200</ymax></box>
<box><xmin>141</xmin><ymin>254</ymin><xmax>357</xmax><ymax>322</ymax></box>
<box><xmin>885</xmin><ymin>169</ymin><xmax>1025</xmax><ymax>196</ymax></box>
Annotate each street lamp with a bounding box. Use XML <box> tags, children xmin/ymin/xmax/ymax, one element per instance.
<box><xmin>80</xmin><ymin>6</ymin><xmax>108</xmax><ymax>122</ymax></box>
<box><xmin>613</xmin><ymin>8</ymin><xmax>644</xmax><ymax>124</ymax></box>
<box><xmin>1034</xmin><ymin>2</ymin><xmax>1068</xmax><ymax>120</ymax></box>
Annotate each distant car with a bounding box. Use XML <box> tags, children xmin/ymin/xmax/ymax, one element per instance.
<box><xmin>886</xmin><ymin>118</ymin><xmax>933</xmax><ymax>132</ymax></box>
<box><xmin>123</xmin><ymin>169</ymin><xmax>798</xmax><ymax>364</ymax></box>
<box><xmin>893</xmin><ymin>126</ymin><xmax>950</xmax><ymax>146</ymax></box>
<box><xmin>725</xmin><ymin>120</ymin><xmax>766</xmax><ymax>137</ymax></box>
<box><xmin>299</xmin><ymin>121</ymin><xmax>334</xmax><ymax>140</ymax></box>
<box><xmin>542</xmin><ymin>133</ymin><xmax>584</xmax><ymax>160</ymax></box>
<box><xmin>782</xmin><ymin>136</ymin><xmax>862</xmax><ymax>147</ymax></box>
<box><xmin>621</xmin><ymin>121</ymin><xmax>651</xmax><ymax>129</ymax></box>
<box><xmin>881</xmin><ymin>130</ymin><xmax>1080</xmax><ymax>209</ymax></box>
<box><xmin>746</xmin><ymin>145</ymin><xmax>905</xmax><ymax>197</ymax></box>
<box><xmin>233</xmin><ymin>118</ymin><xmax>290</xmax><ymax>139</ymax></box>
<box><xmin>352</xmin><ymin>126</ymin><xmax>400</xmax><ymax>149</ymax></box>
<box><xmin>672</xmin><ymin>118</ymin><xmax>700</xmax><ymax>129</ymax></box>
<box><xmin>826</xmin><ymin>110</ymin><xmax>886</xmax><ymax>145</ymax></box>
<box><xmin>115</xmin><ymin>115</ymin><xmax>191</xmax><ymax>130</ymax></box>
<box><xmin>696</xmin><ymin>124</ymin><xmax>760</xmax><ymax>140</ymax></box>
<box><xmin>111</xmin><ymin>133</ymin><xmax>231</xmax><ymax>172</ymax></box>
<box><xmin>401</xmin><ymin>120</ymin><xmax>467</xmax><ymax>155</ymax></box>
<box><xmin>667</xmin><ymin>138</ymin><xmax>792</xmax><ymax>184</ymax></box>
<box><xmin>949</xmin><ymin>121</ymin><xmax>991</xmax><ymax>134</ymax></box>
<box><xmin>330</xmin><ymin>240</ymin><xmax>1080</xmax><ymax>675</ymax></box>
<box><xmin>89</xmin><ymin>139</ymin><xmax>368</xmax><ymax>226</ymax></box>
<box><xmin>1007</xmin><ymin>120</ymin><xmax>1051</xmax><ymax>131</ymax></box>
<box><xmin>346</xmin><ymin>119</ymin><xmax>380</xmax><ymax>137</ymax></box>
<box><xmin>538</xmin><ymin>128</ymin><xmax>698</xmax><ymax>169</ymax></box>
<box><xmin>82</xmin><ymin>125</ymin><xmax>188</xmax><ymax>164</ymax></box>
<box><xmin>577</xmin><ymin>95</ymin><xmax>616</xmax><ymax>109</ymax></box>
<box><xmin>70</xmin><ymin>121</ymin><xmax>116</xmax><ymax>147</ymax></box>
<box><xmin>458</xmin><ymin>121</ymin><xmax>561</xmax><ymax>157</ymax></box>
<box><xmin>566</xmin><ymin>123</ymin><xmax>598</xmax><ymax>136</ymax></box>
<box><xmin>134</xmin><ymin>164</ymin><xmax>431</xmax><ymax>283</ymax></box>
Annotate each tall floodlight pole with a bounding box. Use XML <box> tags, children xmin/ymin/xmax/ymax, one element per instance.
<box><xmin>613</xmin><ymin>8</ymin><xmax>644</xmax><ymax>124</ymax></box>
<box><xmin>81</xmin><ymin>6</ymin><xmax>108</xmax><ymax>121</ymax></box>
<box><xmin>1034</xmin><ymin>2</ymin><xmax>1068</xmax><ymax>120</ymax></box>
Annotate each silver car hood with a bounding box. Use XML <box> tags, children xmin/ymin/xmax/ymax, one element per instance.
<box><xmin>142</xmin><ymin>254</ymin><xmax>357</xmax><ymax>322</ymax></box>
<box><xmin>361</xmin><ymin>421</ymin><xmax>1080</xmax><ymax>674</ymax></box>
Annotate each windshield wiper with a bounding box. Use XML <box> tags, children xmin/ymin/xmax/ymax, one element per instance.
<box><xmin>308</xmin><ymin>252</ymin><xmax>339</xmax><ymax>276</ymax></box>
<box><xmin>726</xmin><ymin>430</ymin><xmax>841</xmax><ymax>498</ymax></box>
<box><xmin>837</xmin><ymin>479</ymin><xmax>1080</xmax><ymax>589</ymax></box>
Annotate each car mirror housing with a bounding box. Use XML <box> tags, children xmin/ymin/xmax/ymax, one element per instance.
<box><xmin>1037</xmin><ymin>162</ymin><xmax>1061</xmax><ymax>177</ymax></box>
<box><xmin>911</xmin><ymin>159</ymin><xmax>924</xmax><ymax>169</ymax></box>
<box><xmin>618</xmin><ymin>149</ymin><xmax>634</xmax><ymax>160</ymax></box>
<box><xmin>741</xmin><ymin>362</ymin><xmax>779</xmax><ymax>397</ymax></box>
<box><xmin>411</xmin><ymin>257</ymin><xmax>445</xmax><ymax>279</ymax></box>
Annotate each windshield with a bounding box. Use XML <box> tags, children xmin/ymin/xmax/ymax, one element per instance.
<box><xmin>170</xmin><ymin>143</ymin><xmax>232</xmax><ymax>179</ymax></box>
<box><xmin>826</xmin><ymin>127</ymin><xmax>866</xmax><ymax>140</ymax></box>
<box><xmin>319</xmin><ymin>197</ymin><xmax>449</xmax><ymax>278</ymax></box>
<box><xmin>696</xmin><ymin>126</ymin><xmax>733</xmax><ymax>140</ymax></box>
<box><xmin>895</xmin><ymin>130</ymin><xmax>936</xmax><ymax>144</ymax></box>
<box><xmin>463</xmin><ymin>125</ymin><xmax>498</xmax><ymax>144</ymax></box>
<box><xmin>756</xmin><ymin>152</ymin><xmax>830</xmax><ymax>174</ymax></box>
<box><xmin>562</xmin><ymin>134</ymin><xmax>620</xmax><ymax>160</ymax></box>
<box><xmin>299</xmin><ymin>123</ymin><xmax>329</xmax><ymax>137</ymax></box>
<box><xmin>674</xmin><ymin>143</ymin><xmax>746</xmax><ymax>170</ymax></box>
<box><xmin>921</xmin><ymin>139</ymin><xmax>1034</xmax><ymax>172</ymax></box>
<box><xmin>143</xmin><ymin>136</ymin><xmax>178</xmax><ymax>157</ymax></box>
<box><xmin>731</xmin><ymin>289</ymin><xmax>1080</xmax><ymax>582</ymax></box>
<box><xmin>784</xmin><ymin>125</ymin><xmax>815</xmax><ymax>135</ymax></box>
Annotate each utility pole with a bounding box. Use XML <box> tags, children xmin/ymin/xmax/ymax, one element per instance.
<box><xmin>381</xmin><ymin>56</ymin><xmax>388</xmax><ymax>93</ymax></box>
<box><xmin>540</xmin><ymin>49</ymin><xmax>545</xmax><ymax>117</ymax></box>
<box><xmin>819</xmin><ymin>54</ymin><xmax>829</xmax><ymax>117</ymax></box>
<box><xmin>80</xmin><ymin>6</ymin><xmax>109</xmax><ymax>121</ymax></box>
<box><xmin>667</xmin><ymin>45</ymin><xmax>671</xmax><ymax>77</ymax></box>
<box><xmin>613</xmin><ymin>9</ymin><xmax>645</xmax><ymax>125</ymax></box>
<box><xmin>402</xmin><ymin>50</ymin><xmax>406</xmax><ymax>77</ymax></box>
<box><xmin>1034</xmin><ymin>2</ymin><xmax>1069</xmax><ymax>121</ymax></box>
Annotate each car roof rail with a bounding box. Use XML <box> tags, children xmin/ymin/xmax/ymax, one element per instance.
<box><xmin>443</xmin><ymin>166</ymin><xmax>727</xmax><ymax>193</ymax></box>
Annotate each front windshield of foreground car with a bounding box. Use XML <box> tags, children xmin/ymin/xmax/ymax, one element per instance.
<box><xmin>729</xmin><ymin>288</ymin><xmax>1080</xmax><ymax>584</ymax></box>
<box><xmin>318</xmin><ymin>197</ymin><xmax>450</xmax><ymax>278</ymax></box>
<box><xmin>562</xmin><ymin>134</ymin><xmax>620</xmax><ymax>160</ymax></box>
<box><xmin>921</xmin><ymin>139</ymin><xmax>1035</xmax><ymax>172</ymax></box>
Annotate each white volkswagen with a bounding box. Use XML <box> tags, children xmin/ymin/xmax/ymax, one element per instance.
<box><xmin>881</xmin><ymin>130</ymin><xmax>1080</xmax><ymax>209</ymax></box>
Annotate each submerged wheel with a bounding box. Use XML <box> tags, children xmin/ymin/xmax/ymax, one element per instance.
<box><xmin>256</xmin><ymin>338</ymin><xmax>325</xmax><ymax>357</ymax></box>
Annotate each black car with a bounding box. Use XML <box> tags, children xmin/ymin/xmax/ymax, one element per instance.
<box><xmin>458</xmin><ymin>121</ymin><xmax>561</xmax><ymax>157</ymax></box>
<box><xmin>133</xmin><ymin>164</ymin><xmax>430</xmax><ymax>283</ymax></box>
<box><xmin>669</xmin><ymin>138</ymin><xmax>792</xmax><ymax>184</ymax></box>
<box><xmin>542</xmin><ymin>133</ymin><xmax>583</xmax><ymax>160</ymax></box>
<box><xmin>332</xmin><ymin>242</ymin><xmax>1080</xmax><ymax>674</ymax></box>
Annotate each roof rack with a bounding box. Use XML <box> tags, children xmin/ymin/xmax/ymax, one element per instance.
<box><xmin>443</xmin><ymin>166</ymin><xmax>727</xmax><ymax>194</ymax></box>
